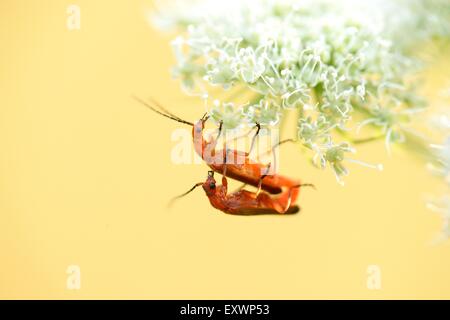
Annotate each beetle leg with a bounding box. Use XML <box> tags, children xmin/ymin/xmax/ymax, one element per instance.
<box><xmin>281</xmin><ymin>186</ymin><xmax>296</xmax><ymax>213</ymax></box>
<box><xmin>215</xmin><ymin>120</ymin><xmax>223</xmax><ymax>142</ymax></box>
<box><xmin>221</xmin><ymin>122</ymin><xmax>261</xmax><ymax>155</ymax></box>
<box><xmin>256</xmin><ymin>162</ymin><xmax>271</xmax><ymax>196</ymax></box>
<box><xmin>256</xmin><ymin>138</ymin><xmax>297</xmax><ymax>176</ymax></box>
<box><xmin>222</xmin><ymin>147</ymin><xmax>229</xmax><ymax>177</ymax></box>
<box><xmin>248</xmin><ymin>122</ymin><xmax>261</xmax><ymax>155</ymax></box>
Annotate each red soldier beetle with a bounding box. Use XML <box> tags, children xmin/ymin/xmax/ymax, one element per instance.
<box><xmin>170</xmin><ymin>170</ymin><xmax>313</xmax><ymax>215</ymax></box>
<box><xmin>133</xmin><ymin>96</ymin><xmax>303</xmax><ymax>195</ymax></box>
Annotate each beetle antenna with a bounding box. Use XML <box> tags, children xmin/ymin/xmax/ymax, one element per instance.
<box><xmin>146</xmin><ymin>97</ymin><xmax>188</xmax><ymax>122</ymax></box>
<box><xmin>132</xmin><ymin>95</ymin><xmax>194</xmax><ymax>126</ymax></box>
<box><xmin>294</xmin><ymin>183</ymin><xmax>316</xmax><ymax>190</ymax></box>
<box><xmin>168</xmin><ymin>182</ymin><xmax>203</xmax><ymax>207</ymax></box>
<box><xmin>301</xmin><ymin>183</ymin><xmax>316</xmax><ymax>190</ymax></box>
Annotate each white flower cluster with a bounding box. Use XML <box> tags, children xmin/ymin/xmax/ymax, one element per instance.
<box><xmin>154</xmin><ymin>0</ymin><xmax>449</xmax><ymax>183</ymax></box>
<box><xmin>383</xmin><ymin>0</ymin><xmax>450</xmax><ymax>50</ymax></box>
<box><xmin>427</xmin><ymin>109</ymin><xmax>450</xmax><ymax>241</ymax></box>
<box><xmin>427</xmin><ymin>145</ymin><xmax>450</xmax><ymax>240</ymax></box>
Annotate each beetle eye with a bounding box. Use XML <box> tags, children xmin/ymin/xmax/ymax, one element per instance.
<box><xmin>209</xmin><ymin>182</ymin><xmax>216</xmax><ymax>189</ymax></box>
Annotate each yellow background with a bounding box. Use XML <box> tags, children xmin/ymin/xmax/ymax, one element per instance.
<box><xmin>1</xmin><ymin>0</ymin><xmax>450</xmax><ymax>299</ymax></box>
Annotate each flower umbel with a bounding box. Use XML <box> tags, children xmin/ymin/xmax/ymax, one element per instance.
<box><xmin>153</xmin><ymin>0</ymin><xmax>450</xmax><ymax>184</ymax></box>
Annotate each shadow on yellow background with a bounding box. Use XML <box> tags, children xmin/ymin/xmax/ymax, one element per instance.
<box><xmin>1</xmin><ymin>0</ymin><xmax>449</xmax><ymax>299</ymax></box>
